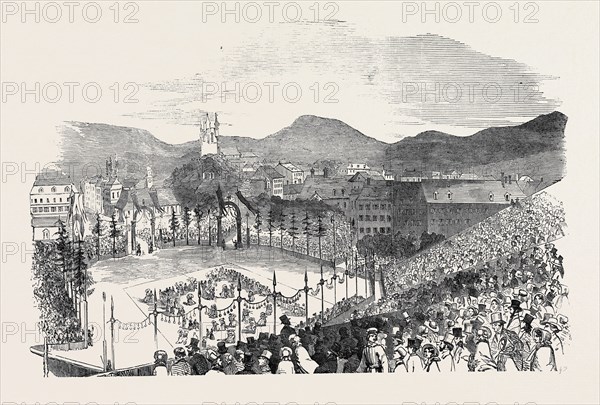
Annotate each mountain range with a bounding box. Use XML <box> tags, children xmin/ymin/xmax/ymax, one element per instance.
<box><xmin>57</xmin><ymin>111</ymin><xmax>567</xmax><ymax>186</ymax></box>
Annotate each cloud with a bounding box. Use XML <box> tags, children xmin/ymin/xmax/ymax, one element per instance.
<box><xmin>126</xmin><ymin>28</ymin><xmax>561</xmax><ymax>138</ymax></box>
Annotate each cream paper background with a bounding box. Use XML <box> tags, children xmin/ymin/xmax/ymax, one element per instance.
<box><xmin>0</xmin><ymin>1</ymin><xmax>598</xmax><ymax>404</ymax></box>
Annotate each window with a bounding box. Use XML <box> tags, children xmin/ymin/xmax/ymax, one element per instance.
<box><xmin>341</xmin><ymin>189</ymin><xmax>345</xmax><ymax>196</ymax></box>
<box><xmin>59</xmin><ymin>198</ymin><xmax>62</xmax><ymax>202</ymax></box>
<box><xmin>51</xmin><ymin>207</ymin><xmax>56</xmax><ymax>212</ymax></box>
<box><xmin>433</xmin><ymin>191</ymin><xmax>438</xmax><ymax>200</ymax></box>
<box><xmin>64</xmin><ymin>186</ymin><xmax>70</xmax><ymax>192</ymax></box>
<box><xmin>447</xmin><ymin>191</ymin><xmax>452</xmax><ymax>200</ymax></box>
<box><xmin>505</xmin><ymin>193</ymin><xmax>510</xmax><ymax>201</ymax></box>
<box><xmin>359</xmin><ymin>228</ymin><xmax>364</xmax><ymax>234</ymax></box>
<box><xmin>38</xmin><ymin>187</ymin><xmax>44</xmax><ymax>193</ymax></box>
<box><xmin>343</xmin><ymin>202</ymin><xmax>347</xmax><ymax>208</ymax></box>
<box><xmin>359</xmin><ymin>215</ymin><xmax>364</xmax><ymax>221</ymax></box>
<box><xmin>379</xmin><ymin>215</ymin><xmax>384</xmax><ymax>221</ymax></box>
<box><xmin>32</xmin><ymin>207</ymin><xmax>37</xmax><ymax>213</ymax></box>
<box><xmin>53</xmin><ymin>198</ymin><xmax>56</xmax><ymax>203</ymax></box>
<box><xmin>489</xmin><ymin>192</ymin><xmax>494</xmax><ymax>201</ymax></box>
<box><xmin>358</xmin><ymin>204</ymin><xmax>364</xmax><ymax>211</ymax></box>
<box><xmin>366</xmin><ymin>228</ymin><xmax>371</xmax><ymax>233</ymax></box>
<box><xmin>332</xmin><ymin>189</ymin><xmax>336</xmax><ymax>196</ymax></box>
<box><xmin>43</xmin><ymin>207</ymin><xmax>49</xmax><ymax>212</ymax></box>
<box><xmin>365</xmin><ymin>215</ymin><xmax>371</xmax><ymax>221</ymax></box>
<box><xmin>380</xmin><ymin>227</ymin><xmax>385</xmax><ymax>233</ymax></box>
<box><xmin>42</xmin><ymin>229</ymin><xmax>50</xmax><ymax>239</ymax></box>
<box><xmin>34</xmin><ymin>199</ymin><xmax>37</xmax><ymax>203</ymax></box>
<box><xmin>387</xmin><ymin>215</ymin><xmax>391</xmax><ymax>222</ymax></box>
<box><xmin>46</xmin><ymin>198</ymin><xmax>50</xmax><ymax>203</ymax></box>
<box><xmin>58</xmin><ymin>206</ymin><xmax>63</xmax><ymax>212</ymax></box>
<box><xmin>386</xmin><ymin>227</ymin><xmax>391</xmax><ymax>234</ymax></box>
<box><xmin>373</xmin><ymin>204</ymin><xmax>379</xmax><ymax>210</ymax></box>
<box><xmin>51</xmin><ymin>187</ymin><xmax>56</xmax><ymax>192</ymax></box>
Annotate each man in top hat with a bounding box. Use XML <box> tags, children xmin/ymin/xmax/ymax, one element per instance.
<box><xmin>257</xmin><ymin>349</ymin><xmax>273</xmax><ymax>374</ymax></box>
<box><xmin>391</xmin><ymin>327</ymin><xmax>408</xmax><ymax>372</ymax></box>
<box><xmin>279</xmin><ymin>314</ymin><xmax>296</xmax><ymax>343</ymax></box>
<box><xmin>357</xmin><ymin>327</ymin><xmax>389</xmax><ymax>373</ymax></box>
<box><xmin>438</xmin><ymin>332</ymin><xmax>456</xmax><ymax>372</ymax></box>
<box><xmin>187</xmin><ymin>338</ymin><xmax>210</xmax><ymax>375</ymax></box>
<box><xmin>406</xmin><ymin>337</ymin><xmax>423</xmax><ymax>373</ymax></box>
<box><xmin>518</xmin><ymin>312</ymin><xmax>536</xmax><ymax>371</ymax></box>
<box><xmin>490</xmin><ymin>312</ymin><xmax>523</xmax><ymax>371</ymax></box>
<box><xmin>506</xmin><ymin>299</ymin><xmax>524</xmax><ymax>333</ymax></box>
<box><xmin>217</xmin><ymin>341</ymin><xmax>228</xmax><ymax>359</ymax></box>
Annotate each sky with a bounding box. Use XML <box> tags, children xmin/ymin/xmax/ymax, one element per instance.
<box><xmin>1</xmin><ymin>2</ymin><xmax>564</xmax><ymax>146</ymax></box>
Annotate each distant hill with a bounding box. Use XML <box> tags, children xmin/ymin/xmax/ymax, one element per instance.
<box><xmin>57</xmin><ymin>112</ymin><xmax>566</xmax><ymax>190</ymax></box>
<box><xmin>220</xmin><ymin>115</ymin><xmax>388</xmax><ymax>165</ymax></box>
<box><xmin>384</xmin><ymin>111</ymin><xmax>567</xmax><ymax>181</ymax></box>
<box><xmin>58</xmin><ymin>122</ymin><xmax>195</xmax><ymax>185</ymax></box>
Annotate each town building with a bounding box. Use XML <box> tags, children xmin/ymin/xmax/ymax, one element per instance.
<box><xmin>30</xmin><ymin>171</ymin><xmax>77</xmax><ymax>240</ymax></box>
<box><xmin>390</xmin><ymin>179</ymin><xmax>527</xmax><ymax>239</ymax></box>
<box><xmin>275</xmin><ymin>162</ymin><xmax>305</xmax><ymax>185</ymax></box>
<box><xmin>251</xmin><ymin>165</ymin><xmax>285</xmax><ymax>198</ymax></box>
<box><xmin>349</xmin><ymin>182</ymin><xmax>393</xmax><ymax>238</ymax></box>
<box><xmin>346</xmin><ymin>163</ymin><xmax>370</xmax><ymax>176</ymax></box>
<box><xmin>81</xmin><ymin>175</ymin><xmax>104</xmax><ymax>215</ymax></box>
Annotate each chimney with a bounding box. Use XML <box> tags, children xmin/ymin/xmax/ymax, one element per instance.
<box><xmin>366</xmin><ymin>177</ymin><xmax>371</xmax><ymax>186</ymax></box>
<box><xmin>508</xmin><ymin>174</ymin><xmax>512</xmax><ymax>184</ymax></box>
<box><xmin>500</xmin><ymin>172</ymin><xmax>505</xmax><ymax>187</ymax></box>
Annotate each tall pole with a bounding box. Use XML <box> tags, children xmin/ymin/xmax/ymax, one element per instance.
<box><xmin>345</xmin><ymin>256</ymin><xmax>349</xmax><ymax>300</ymax></box>
<box><xmin>153</xmin><ymin>289</ymin><xmax>159</xmax><ymax>351</ymax></box>
<box><xmin>237</xmin><ymin>275</ymin><xmax>242</xmax><ymax>342</ymax></box>
<box><xmin>355</xmin><ymin>252</ymin><xmax>358</xmax><ymax>297</ymax></box>
<box><xmin>43</xmin><ymin>334</ymin><xmax>49</xmax><ymax>377</ymax></box>
<box><xmin>109</xmin><ymin>295</ymin><xmax>115</xmax><ymax>370</ymax></box>
<box><xmin>102</xmin><ymin>292</ymin><xmax>107</xmax><ymax>372</ymax></box>
<box><xmin>272</xmin><ymin>271</ymin><xmax>277</xmax><ymax>335</ymax></box>
<box><xmin>332</xmin><ymin>268</ymin><xmax>338</xmax><ymax>308</ymax></box>
<box><xmin>332</xmin><ymin>214</ymin><xmax>336</xmax><ymax>269</ymax></box>
<box><xmin>197</xmin><ymin>282</ymin><xmax>203</xmax><ymax>345</ymax></box>
<box><xmin>83</xmin><ymin>241</ymin><xmax>89</xmax><ymax>349</ymax></box>
<box><xmin>319</xmin><ymin>264</ymin><xmax>324</xmax><ymax>324</ymax></box>
<box><xmin>246</xmin><ymin>212</ymin><xmax>250</xmax><ymax>248</ymax></box>
<box><xmin>208</xmin><ymin>210</ymin><xmax>212</xmax><ymax>246</ymax></box>
<box><xmin>304</xmin><ymin>270</ymin><xmax>309</xmax><ymax>326</ymax></box>
<box><xmin>364</xmin><ymin>260</ymin><xmax>368</xmax><ymax>298</ymax></box>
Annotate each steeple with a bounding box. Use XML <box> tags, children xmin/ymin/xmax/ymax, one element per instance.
<box><xmin>199</xmin><ymin>111</ymin><xmax>219</xmax><ymax>157</ymax></box>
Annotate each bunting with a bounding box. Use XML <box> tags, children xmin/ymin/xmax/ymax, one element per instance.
<box><xmin>114</xmin><ymin>314</ymin><xmax>152</xmax><ymax>330</ymax></box>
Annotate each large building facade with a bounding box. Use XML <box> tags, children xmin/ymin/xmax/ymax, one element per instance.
<box><xmin>30</xmin><ymin>171</ymin><xmax>77</xmax><ymax>240</ymax></box>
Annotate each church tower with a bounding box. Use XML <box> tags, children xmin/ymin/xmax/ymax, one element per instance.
<box><xmin>200</xmin><ymin>112</ymin><xmax>220</xmax><ymax>156</ymax></box>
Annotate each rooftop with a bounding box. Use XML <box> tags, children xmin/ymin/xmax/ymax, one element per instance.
<box><xmin>421</xmin><ymin>180</ymin><xmax>527</xmax><ymax>204</ymax></box>
<box><xmin>32</xmin><ymin>171</ymin><xmax>73</xmax><ymax>187</ymax></box>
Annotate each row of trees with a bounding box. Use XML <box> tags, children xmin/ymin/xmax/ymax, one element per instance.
<box><xmin>247</xmin><ymin>196</ymin><xmax>352</xmax><ymax>261</ymax></box>
<box><xmin>32</xmin><ymin>219</ymin><xmax>95</xmax><ymax>344</ymax></box>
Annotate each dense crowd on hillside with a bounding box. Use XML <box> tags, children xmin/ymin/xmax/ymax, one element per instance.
<box><xmin>382</xmin><ymin>192</ymin><xmax>565</xmax><ymax>296</ymax></box>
